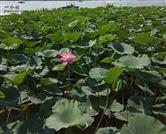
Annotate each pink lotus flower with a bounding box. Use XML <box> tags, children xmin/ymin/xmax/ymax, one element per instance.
<box><xmin>60</xmin><ymin>51</ymin><xmax>75</xmax><ymax>64</ymax></box>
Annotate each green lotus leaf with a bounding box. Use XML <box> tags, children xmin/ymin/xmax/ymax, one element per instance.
<box><xmin>89</xmin><ymin>67</ymin><xmax>108</xmax><ymax>81</ymax></box>
<box><xmin>96</xmin><ymin>127</ymin><xmax>120</xmax><ymax>134</ymax></box>
<box><xmin>46</xmin><ymin>99</ymin><xmax>94</xmax><ymax>131</ymax></box>
<box><xmin>134</xmin><ymin>32</ymin><xmax>159</xmax><ymax>45</ymax></box>
<box><xmin>154</xmin><ymin>67</ymin><xmax>166</xmax><ymax>75</ymax></box>
<box><xmin>80</xmin><ymin>85</ymin><xmax>110</xmax><ymax>97</ymax></box>
<box><xmin>68</xmin><ymin>20</ymin><xmax>79</xmax><ymax>28</ymax></box>
<box><xmin>90</xmin><ymin>95</ymin><xmax>113</xmax><ymax>114</ymax></box>
<box><xmin>152</xmin><ymin>57</ymin><xmax>166</xmax><ymax>65</ymax></box>
<box><xmin>12</xmin><ymin>53</ymin><xmax>29</xmax><ymax>64</ymax></box>
<box><xmin>99</xmin><ymin>23</ymin><xmax>120</xmax><ymax>34</ymax></box>
<box><xmin>89</xmin><ymin>40</ymin><xmax>97</xmax><ymax>47</ymax></box>
<box><xmin>117</xmin><ymin>30</ymin><xmax>131</xmax><ymax>40</ymax></box>
<box><xmin>81</xmin><ymin>86</ymin><xmax>93</xmax><ymax>96</ymax></box>
<box><xmin>135</xmin><ymin>70</ymin><xmax>161</xmax><ymax>82</ymax></box>
<box><xmin>29</xmin><ymin>96</ymin><xmax>42</xmax><ymax>104</ymax></box>
<box><xmin>40</xmin><ymin>78</ymin><xmax>59</xmax><ymax>86</ymax></box>
<box><xmin>82</xmin><ymin>56</ymin><xmax>92</xmax><ymax>64</ymax></box>
<box><xmin>134</xmin><ymin>70</ymin><xmax>166</xmax><ymax>87</ymax></box>
<box><xmin>100</xmin><ymin>34</ymin><xmax>118</xmax><ymax>42</ymax></box>
<box><xmin>78</xmin><ymin>97</ymin><xmax>98</xmax><ymax>116</ymax></box>
<box><xmin>154</xmin><ymin>52</ymin><xmax>166</xmax><ymax>60</ymax></box>
<box><xmin>71</xmin><ymin>64</ymin><xmax>88</xmax><ymax>76</ymax></box>
<box><xmin>100</xmin><ymin>57</ymin><xmax>113</xmax><ymax>63</ymax></box>
<box><xmin>63</xmin><ymin>32</ymin><xmax>82</xmax><ymax>42</ymax></box>
<box><xmin>0</xmin><ymin>86</ymin><xmax>20</xmax><ymax>106</ymax></box>
<box><xmin>152</xmin><ymin>103</ymin><xmax>166</xmax><ymax>117</ymax></box>
<box><xmin>127</xmin><ymin>96</ymin><xmax>152</xmax><ymax>115</ymax></box>
<box><xmin>0</xmin><ymin>91</ymin><xmax>5</xmax><ymax>99</ymax></box>
<box><xmin>135</xmin><ymin>80</ymin><xmax>155</xmax><ymax>96</ymax></box>
<box><xmin>113</xmin><ymin>111</ymin><xmax>135</xmax><ymax>122</ymax></box>
<box><xmin>3</xmin><ymin>68</ymin><xmax>32</xmax><ymax>85</ymax></box>
<box><xmin>0</xmin><ymin>30</ymin><xmax>11</xmax><ymax>39</ymax></box>
<box><xmin>105</xmin><ymin>67</ymin><xmax>124</xmax><ymax>84</ymax></box>
<box><xmin>120</xmin><ymin>114</ymin><xmax>166</xmax><ymax>134</ymax></box>
<box><xmin>111</xmin><ymin>100</ymin><xmax>124</xmax><ymax>113</ymax></box>
<box><xmin>47</xmin><ymin>33</ymin><xmax>62</xmax><ymax>43</ymax></box>
<box><xmin>39</xmin><ymin>66</ymin><xmax>49</xmax><ymax>76</ymax></box>
<box><xmin>0</xmin><ymin>58</ymin><xmax>7</xmax><ymax>71</ymax></box>
<box><xmin>114</xmin><ymin>55</ymin><xmax>150</xmax><ymax>69</ymax></box>
<box><xmin>37</xmin><ymin>49</ymin><xmax>59</xmax><ymax>58</ymax></box>
<box><xmin>24</xmin><ymin>41</ymin><xmax>40</xmax><ymax>47</ymax></box>
<box><xmin>52</xmin><ymin>64</ymin><xmax>66</xmax><ymax>71</ymax></box>
<box><xmin>10</xmin><ymin>65</ymin><xmax>29</xmax><ymax>72</ymax></box>
<box><xmin>1</xmin><ymin>120</ymin><xmax>44</xmax><ymax>134</ymax></box>
<box><xmin>111</xmin><ymin>42</ymin><xmax>135</xmax><ymax>55</ymax></box>
<box><xmin>1</xmin><ymin>37</ymin><xmax>22</xmax><ymax>50</ymax></box>
<box><xmin>0</xmin><ymin>64</ymin><xmax>7</xmax><ymax>71</ymax></box>
<box><xmin>59</xmin><ymin>48</ymin><xmax>70</xmax><ymax>53</ymax></box>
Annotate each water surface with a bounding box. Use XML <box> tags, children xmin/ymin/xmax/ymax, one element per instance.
<box><xmin>0</xmin><ymin>0</ymin><xmax>165</xmax><ymax>15</ymax></box>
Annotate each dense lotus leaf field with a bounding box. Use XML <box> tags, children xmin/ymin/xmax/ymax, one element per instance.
<box><xmin>0</xmin><ymin>7</ymin><xmax>166</xmax><ymax>134</ymax></box>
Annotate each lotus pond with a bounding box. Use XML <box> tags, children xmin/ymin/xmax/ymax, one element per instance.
<box><xmin>0</xmin><ymin>7</ymin><xmax>166</xmax><ymax>134</ymax></box>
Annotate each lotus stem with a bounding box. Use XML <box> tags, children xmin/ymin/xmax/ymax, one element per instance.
<box><xmin>94</xmin><ymin>88</ymin><xmax>109</xmax><ymax>133</ymax></box>
<box><xmin>6</xmin><ymin>109</ymin><xmax>11</xmax><ymax>123</ymax></box>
